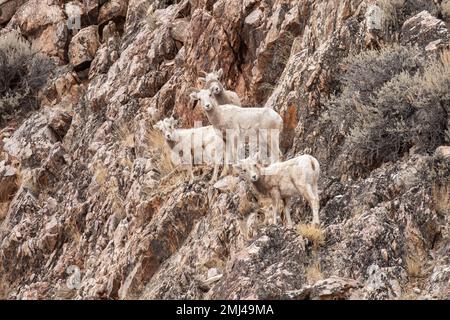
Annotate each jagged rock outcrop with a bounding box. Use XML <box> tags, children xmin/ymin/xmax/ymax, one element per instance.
<box><xmin>401</xmin><ymin>10</ymin><xmax>450</xmax><ymax>51</ymax></box>
<box><xmin>68</xmin><ymin>26</ymin><xmax>100</xmax><ymax>71</ymax></box>
<box><xmin>0</xmin><ymin>0</ymin><xmax>448</xmax><ymax>300</ymax></box>
<box><xmin>7</xmin><ymin>0</ymin><xmax>68</xmax><ymax>62</ymax></box>
<box><xmin>0</xmin><ymin>0</ymin><xmax>26</xmax><ymax>24</ymax></box>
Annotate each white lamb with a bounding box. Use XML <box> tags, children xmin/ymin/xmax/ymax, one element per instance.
<box><xmin>237</xmin><ymin>153</ymin><xmax>321</xmax><ymax>227</ymax></box>
<box><xmin>198</xmin><ymin>69</ymin><xmax>242</xmax><ymax>106</ymax></box>
<box><xmin>189</xmin><ymin>89</ymin><xmax>283</xmax><ymax>175</ymax></box>
<box><xmin>153</xmin><ymin>117</ymin><xmax>223</xmax><ymax>183</ymax></box>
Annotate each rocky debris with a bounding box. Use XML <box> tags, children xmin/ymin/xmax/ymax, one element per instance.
<box><xmin>68</xmin><ymin>26</ymin><xmax>100</xmax><ymax>71</ymax></box>
<box><xmin>286</xmin><ymin>276</ymin><xmax>362</xmax><ymax>300</ymax></box>
<box><xmin>46</xmin><ymin>71</ymin><xmax>83</xmax><ymax>108</ymax></box>
<box><xmin>361</xmin><ymin>265</ymin><xmax>406</xmax><ymax>299</ymax></box>
<box><xmin>88</xmin><ymin>21</ymin><xmax>120</xmax><ymax>79</ymax></box>
<box><xmin>0</xmin><ymin>162</ymin><xmax>18</xmax><ymax>202</ymax></box>
<box><xmin>47</xmin><ymin>110</ymin><xmax>73</xmax><ymax>141</ymax></box>
<box><xmin>206</xmin><ymin>227</ymin><xmax>308</xmax><ymax>300</ymax></box>
<box><xmin>3</xmin><ymin>109</ymin><xmax>63</xmax><ymax>169</ymax></box>
<box><xmin>365</xmin><ymin>4</ymin><xmax>383</xmax><ymax>32</ymax></box>
<box><xmin>434</xmin><ymin>146</ymin><xmax>450</xmax><ymax>159</ymax></box>
<box><xmin>170</xmin><ymin>18</ymin><xmax>190</xmax><ymax>44</ymax></box>
<box><xmin>365</xmin><ymin>4</ymin><xmax>384</xmax><ymax>49</ymax></box>
<box><xmin>426</xmin><ymin>265</ymin><xmax>450</xmax><ymax>299</ymax></box>
<box><xmin>98</xmin><ymin>0</ymin><xmax>128</xmax><ymax>32</ymax></box>
<box><xmin>401</xmin><ymin>10</ymin><xmax>450</xmax><ymax>51</ymax></box>
<box><xmin>7</xmin><ymin>0</ymin><xmax>68</xmax><ymax>62</ymax></box>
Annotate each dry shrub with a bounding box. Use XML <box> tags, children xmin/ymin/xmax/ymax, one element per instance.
<box><xmin>350</xmin><ymin>51</ymin><xmax>449</xmax><ymax>170</ymax></box>
<box><xmin>94</xmin><ymin>164</ymin><xmax>109</xmax><ymax>186</ymax></box>
<box><xmin>405</xmin><ymin>256</ymin><xmax>422</xmax><ymax>278</ymax></box>
<box><xmin>112</xmin><ymin>121</ymin><xmax>135</xmax><ymax>149</ymax></box>
<box><xmin>306</xmin><ymin>261</ymin><xmax>323</xmax><ymax>284</ymax></box>
<box><xmin>326</xmin><ymin>47</ymin><xmax>449</xmax><ymax>178</ymax></box>
<box><xmin>341</xmin><ymin>44</ymin><xmax>424</xmax><ymax>105</ymax></box>
<box><xmin>297</xmin><ymin>224</ymin><xmax>325</xmax><ymax>249</ymax></box>
<box><xmin>0</xmin><ymin>32</ymin><xmax>54</xmax><ymax>125</ymax></box>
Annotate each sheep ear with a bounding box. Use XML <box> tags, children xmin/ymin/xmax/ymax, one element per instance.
<box><xmin>216</xmin><ymin>68</ymin><xmax>223</xmax><ymax>78</ymax></box>
<box><xmin>198</xmin><ymin>77</ymin><xmax>206</xmax><ymax>84</ymax></box>
<box><xmin>189</xmin><ymin>91</ymin><xmax>199</xmax><ymax>101</ymax></box>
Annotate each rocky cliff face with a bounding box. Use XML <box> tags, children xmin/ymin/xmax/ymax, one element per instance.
<box><xmin>0</xmin><ymin>0</ymin><xmax>449</xmax><ymax>300</ymax></box>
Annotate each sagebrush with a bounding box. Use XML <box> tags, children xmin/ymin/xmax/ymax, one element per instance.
<box><xmin>323</xmin><ymin>46</ymin><xmax>449</xmax><ymax>178</ymax></box>
<box><xmin>0</xmin><ymin>32</ymin><xmax>54</xmax><ymax>125</ymax></box>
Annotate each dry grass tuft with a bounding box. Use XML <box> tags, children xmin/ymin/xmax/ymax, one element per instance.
<box><xmin>432</xmin><ymin>183</ymin><xmax>450</xmax><ymax>215</ymax></box>
<box><xmin>306</xmin><ymin>261</ymin><xmax>323</xmax><ymax>284</ymax></box>
<box><xmin>146</xmin><ymin>4</ymin><xmax>159</xmax><ymax>31</ymax></box>
<box><xmin>113</xmin><ymin>122</ymin><xmax>135</xmax><ymax>149</ymax></box>
<box><xmin>93</xmin><ymin>163</ymin><xmax>109</xmax><ymax>187</ymax></box>
<box><xmin>297</xmin><ymin>224</ymin><xmax>325</xmax><ymax>248</ymax></box>
<box><xmin>0</xmin><ymin>273</ymin><xmax>8</xmax><ymax>299</ymax></box>
<box><xmin>119</xmin><ymin>157</ymin><xmax>134</xmax><ymax>169</ymax></box>
<box><xmin>0</xmin><ymin>202</ymin><xmax>10</xmax><ymax>222</ymax></box>
<box><xmin>405</xmin><ymin>256</ymin><xmax>422</xmax><ymax>278</ymax></box>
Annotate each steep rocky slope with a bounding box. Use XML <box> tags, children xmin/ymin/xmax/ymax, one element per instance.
<box><xmin>0</xmin><ymin>0</ymin><xmax>449</xmax><ymax>300</ymax></box>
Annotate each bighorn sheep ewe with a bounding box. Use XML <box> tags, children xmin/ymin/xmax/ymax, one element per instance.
<box><xmin>237</xmin><ymin>153</ymin><xmax>321</xmax><ymax>226</ymax></box>
<box><xmin>189</xmin><ymin>89</ymin><xmax>283</xmax><ymax>175</ymax></box>
<box><xmin>198</xmin><ymin>69</ymin><xmax>242</xmax><ymax>106</ymax></box>
<box><xmin>153</xmin><ymin>117</ymin><xmax>223</xmax><ymax>183</ymax></box>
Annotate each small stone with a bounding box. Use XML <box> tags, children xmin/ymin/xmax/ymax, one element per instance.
<box><xmin>207</xmin><ymin>268</ymin><xmax>220</xmax><ymax>279</ymax></box>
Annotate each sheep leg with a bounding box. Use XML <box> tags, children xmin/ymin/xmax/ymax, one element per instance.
<box><xmin>284</xmin><ymin>197</ymin><xmax>294</xmax><ymax>228</ymax></box>
<box><xmin>221</xmin><ymin>134</ymin><xmax>239</xmax><ymax>177</ymax></box>
<box><xmin>267</xmin><ymin>132</ymin><xmax>280</xmax><ymax>164</ymax></box>
<box><xmin>270</xmin><ymin>189</ymin><xmax>282</xmax><ymax>225</ymax></box>
<box><xmin>220</xmin><ymin>163</ymin><xmax>229</xmax><ymax>177</ymax></box>
<box><xmin>305</xmin><ymin>184</ymin><xmax>320</xmax><ymax>226</ymax></box>
<box><xmin>220</xmin><ymin>136</ymin><xmax>232</xmax><ymax>177</ymax></box>
<box><xmin>210</xmin><ymin>163</ymin><xmax>219</xmax><ymax>183</ymax></box>
<box><xmin>187</xmin><ymin>165</ymin><xmax>194</xmax><ymax>184</ymax></box>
